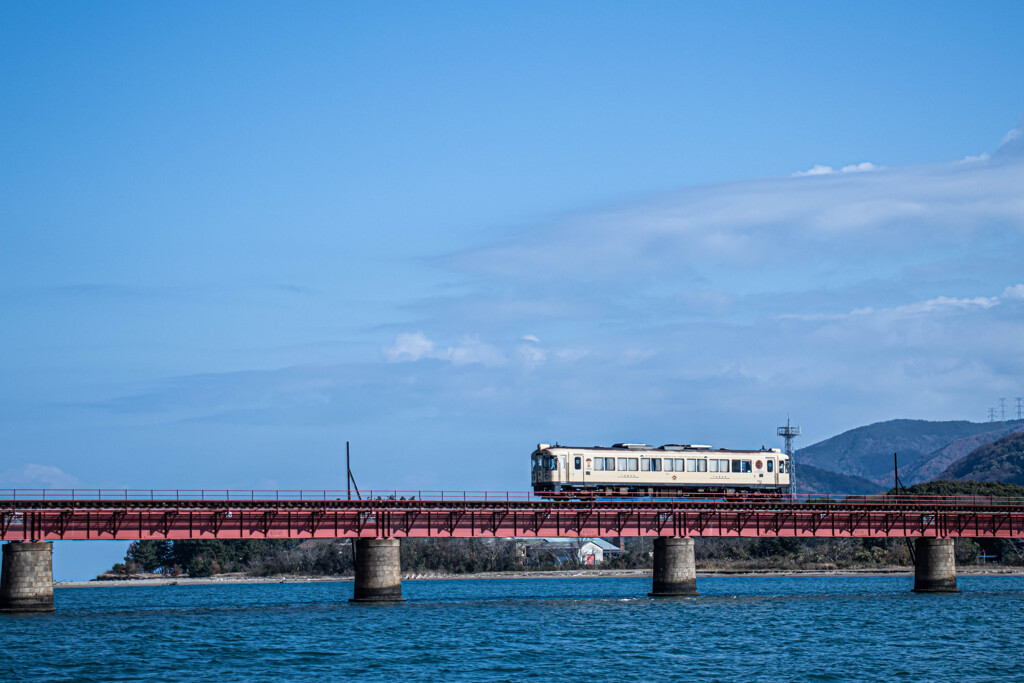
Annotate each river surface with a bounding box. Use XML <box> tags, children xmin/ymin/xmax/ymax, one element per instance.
<box><xmin>1</xmin><ymin>576</ymin><xmax>1021</xmax><ymax>681</ymax></box>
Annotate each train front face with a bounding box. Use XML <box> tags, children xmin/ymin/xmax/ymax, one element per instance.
<box><xmin>531</xmin><ymin>444</ymin><xmax>559</xmax><ymax>492</ymax></box>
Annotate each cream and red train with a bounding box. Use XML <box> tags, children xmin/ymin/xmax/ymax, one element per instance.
<box><xmin>531</xmin><ymin>442</ymin><xmax>791</xmax><ymax>495</ymax></box>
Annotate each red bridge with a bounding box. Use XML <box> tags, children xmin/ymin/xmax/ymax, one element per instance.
<box><xmin>3</xmin><ymin>489</ymin><xmax>1024</xmax><ymax>541</ymax></box>
<box><xmin>2</xmin><ymin>489</ymin><xmax>1021</xmax><ymax>610</ymax></box>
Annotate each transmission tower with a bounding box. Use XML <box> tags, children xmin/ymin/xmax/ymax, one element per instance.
<box><xmin>988</xmin><ymin>408</ymin><xmax>997</xmax><ymax>422</ymax></box>
<box><xmin>778</xmin><ymin>418</ymin><xmax>800</xmax><ymax>456</ymax></box>
<box><xmin>1017</xmin><ymin>397</ymin><xmax>1023</xmax><ymax>420</ymax></box>
<box><xmin>1000</xmin><ymin>398</ymin><xmax>1007</xmax><ymax>422</ymax></box>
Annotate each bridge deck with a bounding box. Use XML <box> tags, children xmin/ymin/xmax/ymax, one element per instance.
<box><xmin>2</xmin><ymin>490</ymin><xmax>1024</xmax><ymax>541</ymax></box>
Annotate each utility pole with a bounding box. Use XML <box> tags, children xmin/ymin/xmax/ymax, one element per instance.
<box><xmin>346</xmin><ymin>441</ymin><xmax>361</xmax><ymax>501</ymax></box>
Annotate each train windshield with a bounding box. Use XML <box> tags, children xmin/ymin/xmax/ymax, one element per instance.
<box><xmin>533</xmin><ymin>453</ymin><xmax>558</xmax><ymax>471</ymax></box>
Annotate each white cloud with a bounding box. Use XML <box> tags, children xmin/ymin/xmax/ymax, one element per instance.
<box><xmin>888</xmin><ymin>295</ymin><xmax>999</xmax><ymax>315</ymax></box>
<box><xmin>441</xmin><ymin>337</ymin><xmax>505</xmax><ymax>366</ymax></box>
<box><xmin>444</xmin><ymin>150</ymin><xmax>1024</xmax><ymax>292</ymax></box>
<box><xmin>780</xmin><ymin>294</ymin><xmax>999</xmax><ymax>322</ymax></box>
<box><xmin>0</xmin><ymin>464</ymin><xmax>81</xmax><ymax>489</ymax></box>
<box><xmin>518</xmin><ymin>344</ymin><xmax>547</xmax><ymax>368</ymax></box>
<box><xmin>522</xmin><ymin>334</ymin><xmax>540</xmax><ymax>343</ymax></box>
<box><xmin>382</xmin><ymin>332</ymin><xmax>505</xmax><ymax>366</ymax></box>
<box><xmin>1003</xmin><ymin>128</ymin><xmax>1021</xmax><ymax>145</ymax></box>
<box><xmin>840</xmin><ymin>162</ymin><xmax>880</xmax><ymax>173</ymax></box>
<box><xmin>1003</xmin><ymin>284</ymin><xmax>1024</xmax><ymax>300</ymax></box>
<box><xmin>793</xmin><ymin>161</ymin><xmax>879</xmax><ymax>177</ymax></box>
<box><xmin>793</xmin><ymin>164</ymin><xmax>835</xmax><ymax>177</ymax></box>
<box><xmin>382</xmin><ymin>332</ymin><xmax>436</xmax><ymax>362</ymax></box>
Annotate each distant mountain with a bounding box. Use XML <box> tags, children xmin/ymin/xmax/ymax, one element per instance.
<box><xmin>901</xmin><ymin>423</ymin><xmax>1024</xmax><ymax>484</ymax></box>
<box><xmin>793</xmin><ymin>463</ymin><xmax>880</xmax><ymax>496</ymax></box>
<box><xmin>938</xmin><ymin>432</ymin><xmax>1024</xmax><ymax>485</ymax></box>
<box><xmin>794</xmin><ymin>419</ymin><xmax>1024</xmax><ymax>485</ymax></box>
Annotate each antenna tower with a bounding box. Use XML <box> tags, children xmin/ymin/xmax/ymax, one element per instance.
<box><xmin>777</xmin><ymin>418</ymin><xmax>801</xmax><ymax>456</ymax></box>
<box><xmin>1000</xmin><ymin>398</ymin><xmax>1007</xmax><ymax>422</ymax></box>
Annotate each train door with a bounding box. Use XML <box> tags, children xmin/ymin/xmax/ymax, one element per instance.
<box><xmin>558</xmin><ymin>455</ymin><xmax>568</xmax><ymax>488</ymax></box>
<box><xmin>572</xmin><ymin>453</ymin><xmax>586</xmax><ymax>487</ymax></box>
<box><xmin>768</xmin><ymin>458</ymin><xmax>778</xmax><ymax>487</ymax></box>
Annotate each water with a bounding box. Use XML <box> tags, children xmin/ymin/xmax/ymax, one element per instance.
<box><xmin>1</xmin><ymin>576</ymin><xmax>1022</xmax><ymax>681</ymax></box>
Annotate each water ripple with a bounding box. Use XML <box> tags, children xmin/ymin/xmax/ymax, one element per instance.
<box><xmin>0</xmin><ymin>576</ymin><xmax>1021</xmax><ymax>681</ymax></box>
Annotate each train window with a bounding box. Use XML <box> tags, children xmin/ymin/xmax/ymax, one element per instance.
<box><xmin>664</xmin><ymin>459</ymin><xmax>673</xmax><ymax>472</ymax></box>
<box><xmin>549</xmin><ymin>456</ymin><xmax>559</xmax><ymax>470</ymax></box>
<box><xmin>767</xmin><ymin>460</ymin><xmax>774</xmax><ymax>473</ymax></box>
<box><xmin>731</xmin><ymin>460</ymin><xmax>752</xmax><ymax>473</ymax></box>
<box><xmin>617</xmin><ymin>458</ymin><xmax>628</xmax><ymax>471</ymax></box>
<box><xmin>698</xmin><ymin>459</ymin><xmax>707</xmax><ymax>472</ymax></box>
<box><xmin>652</xmin><ymin>458</ymin><xmax>661</xmax><ymax>472</ymax></box>
<box><xmin>708</xmin><ymin>459</ymin><xmax>718</xmax><ymax>472</ymax></box>
<box><xmin>574</xmin><ymin>456</ymin><xmax>582</xmax><ymax>470</ymax></box>
<box><xmin>594</xmin><ymin>458</ymin><xmax>604</xmax><ymax>471</ymax></box>
<box><xmin>686</xmin><ymin>459</ymin><xmax>697</xmax><ymax>472</ymax></box>
<box><xmin>607</xmin><ymin>458</ymin><xmax>616</xmax><ymax>471</ymax></box>
<box><xmin>628</xmin><ymin>458</ymin><xmax>638</xmax><ymax>471</ymax></box>
<box><xmin>641</xmin><ymin>458</ymin><xmax>651</xmax><ymax>471</ymax></box>
<box><xmin>675</xmin><ymin>459</ymin><xmax>684</xmax><ymax>471</ymax></box>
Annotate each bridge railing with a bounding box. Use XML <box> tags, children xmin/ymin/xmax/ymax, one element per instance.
<box><xmin>0</xmin><ymin>489</ymin><xmax>546</xmax><ymax>503</ymax></box>
<box><xmin>0</xmin><ymin>489</ymin><xmax>1024</xmax><ymax>508</ymax></box>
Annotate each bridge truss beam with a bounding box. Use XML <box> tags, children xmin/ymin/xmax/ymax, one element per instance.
<box><xmin>2</xmin><ymin>498</ymin><xmax>1024</xmax><ymax>541</ymax></box>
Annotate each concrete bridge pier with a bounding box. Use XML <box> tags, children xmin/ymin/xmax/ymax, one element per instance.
<box><xmin>350</xmin><ymin>538</ymin><xmax>405</xmax><ymax>602</ymax></box>
<box><xmin>913</xmin><ymin>538</ymin><xmax>960</xmax><ymax>593</ymax></box>
<box><xmin>0</xmin><ymin>541</ymin><xmax>55</xmax><ymax>612</ymax></box>
<box><xmin>649</xmin><ymin>537</ymin><xmax>698</xmax><ymax>597</ymax></box>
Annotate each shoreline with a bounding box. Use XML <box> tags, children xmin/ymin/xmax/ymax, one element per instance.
<box><xmin>56</xmin><ymin>565</ymin><xmax>1024</xmax><ymax>589</ymax></box>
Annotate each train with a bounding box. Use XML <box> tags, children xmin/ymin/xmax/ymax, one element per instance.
<box><xmin>531</xmin><ymin>442</ymin><xmax>791</xmax><ymax>495</ymax></box>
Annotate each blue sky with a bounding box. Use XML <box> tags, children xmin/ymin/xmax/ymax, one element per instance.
<box><xmin>3</xmin><ymin>3</ymin><xmax>1024</xmax><ymax>577</ymax></box>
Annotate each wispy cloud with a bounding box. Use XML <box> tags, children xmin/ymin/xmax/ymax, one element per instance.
<box><xmin>779</xmin><ymin>293</ymin><xmax>1003</xmax><ymax>322</ymax></box>
<box><xmin>382</xmin><ymin>332</ymin><xmax>506</xmax><ymax>366</ymax></box>
<box><xmin>0</xmin><ymin>464</ymin><xmax>81</xmax><ymax>489</ymax></box>
<box><xmin>792</xmin><ymin>161</ymin><xmax>881</xmax><ymax>177</ymax></box>
<box><xmin>66</xmin><ymin>129</ymin><xmax>1024</xmax><ymax>476</ymax></box>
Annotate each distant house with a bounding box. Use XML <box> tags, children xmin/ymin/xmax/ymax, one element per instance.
<box><xmin>522</xmin><ymin>538</ymin><xmax>622</xmax><ymax>566</ymax></box>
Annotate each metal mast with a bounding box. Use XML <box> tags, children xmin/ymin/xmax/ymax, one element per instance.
<box><xmin>778</xmin><ymin>417</ymin><xmax>801</xmax><ymax>456</ymax></box>
<box><xmin>778</xmin><ymin>417</ymin><xmax>801</xmax><ymax>495</ymax></box>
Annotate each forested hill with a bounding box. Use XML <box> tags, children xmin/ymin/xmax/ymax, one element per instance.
<box><xmin>793</xmin><ymin>463</ymin><xmax>880</xmax><ymax>496</ymax></box>
<box><xmin>900</xmin><ymin>423</ymin><xmax>1024</xmax><ymax>484</ymax></box>
<box><xmin>938</xmin><ymin>432</ymin><xmax>1024</xmax><ymax>485</ymax></box>
<box><xmin>897</xmin><ymin>479</ymin><xmax>1024</xmax><ymax>498</ymax></box>
<box><xmin>794</xmin><ymin>419</ymin><xmax>1024</xmax><ymax>485</ymax></box>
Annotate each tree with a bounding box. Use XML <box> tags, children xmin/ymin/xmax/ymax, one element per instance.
<box><xmin>125</xmin><ymin>540</ymin><xmax>172</xmax><ymax>573</ymax></box>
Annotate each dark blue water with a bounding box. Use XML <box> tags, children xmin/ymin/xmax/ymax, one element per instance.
<box><xmin>1</xmin><ymin>576</ymin><xmax>1021</xmax><ymax>681</ymax></box>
